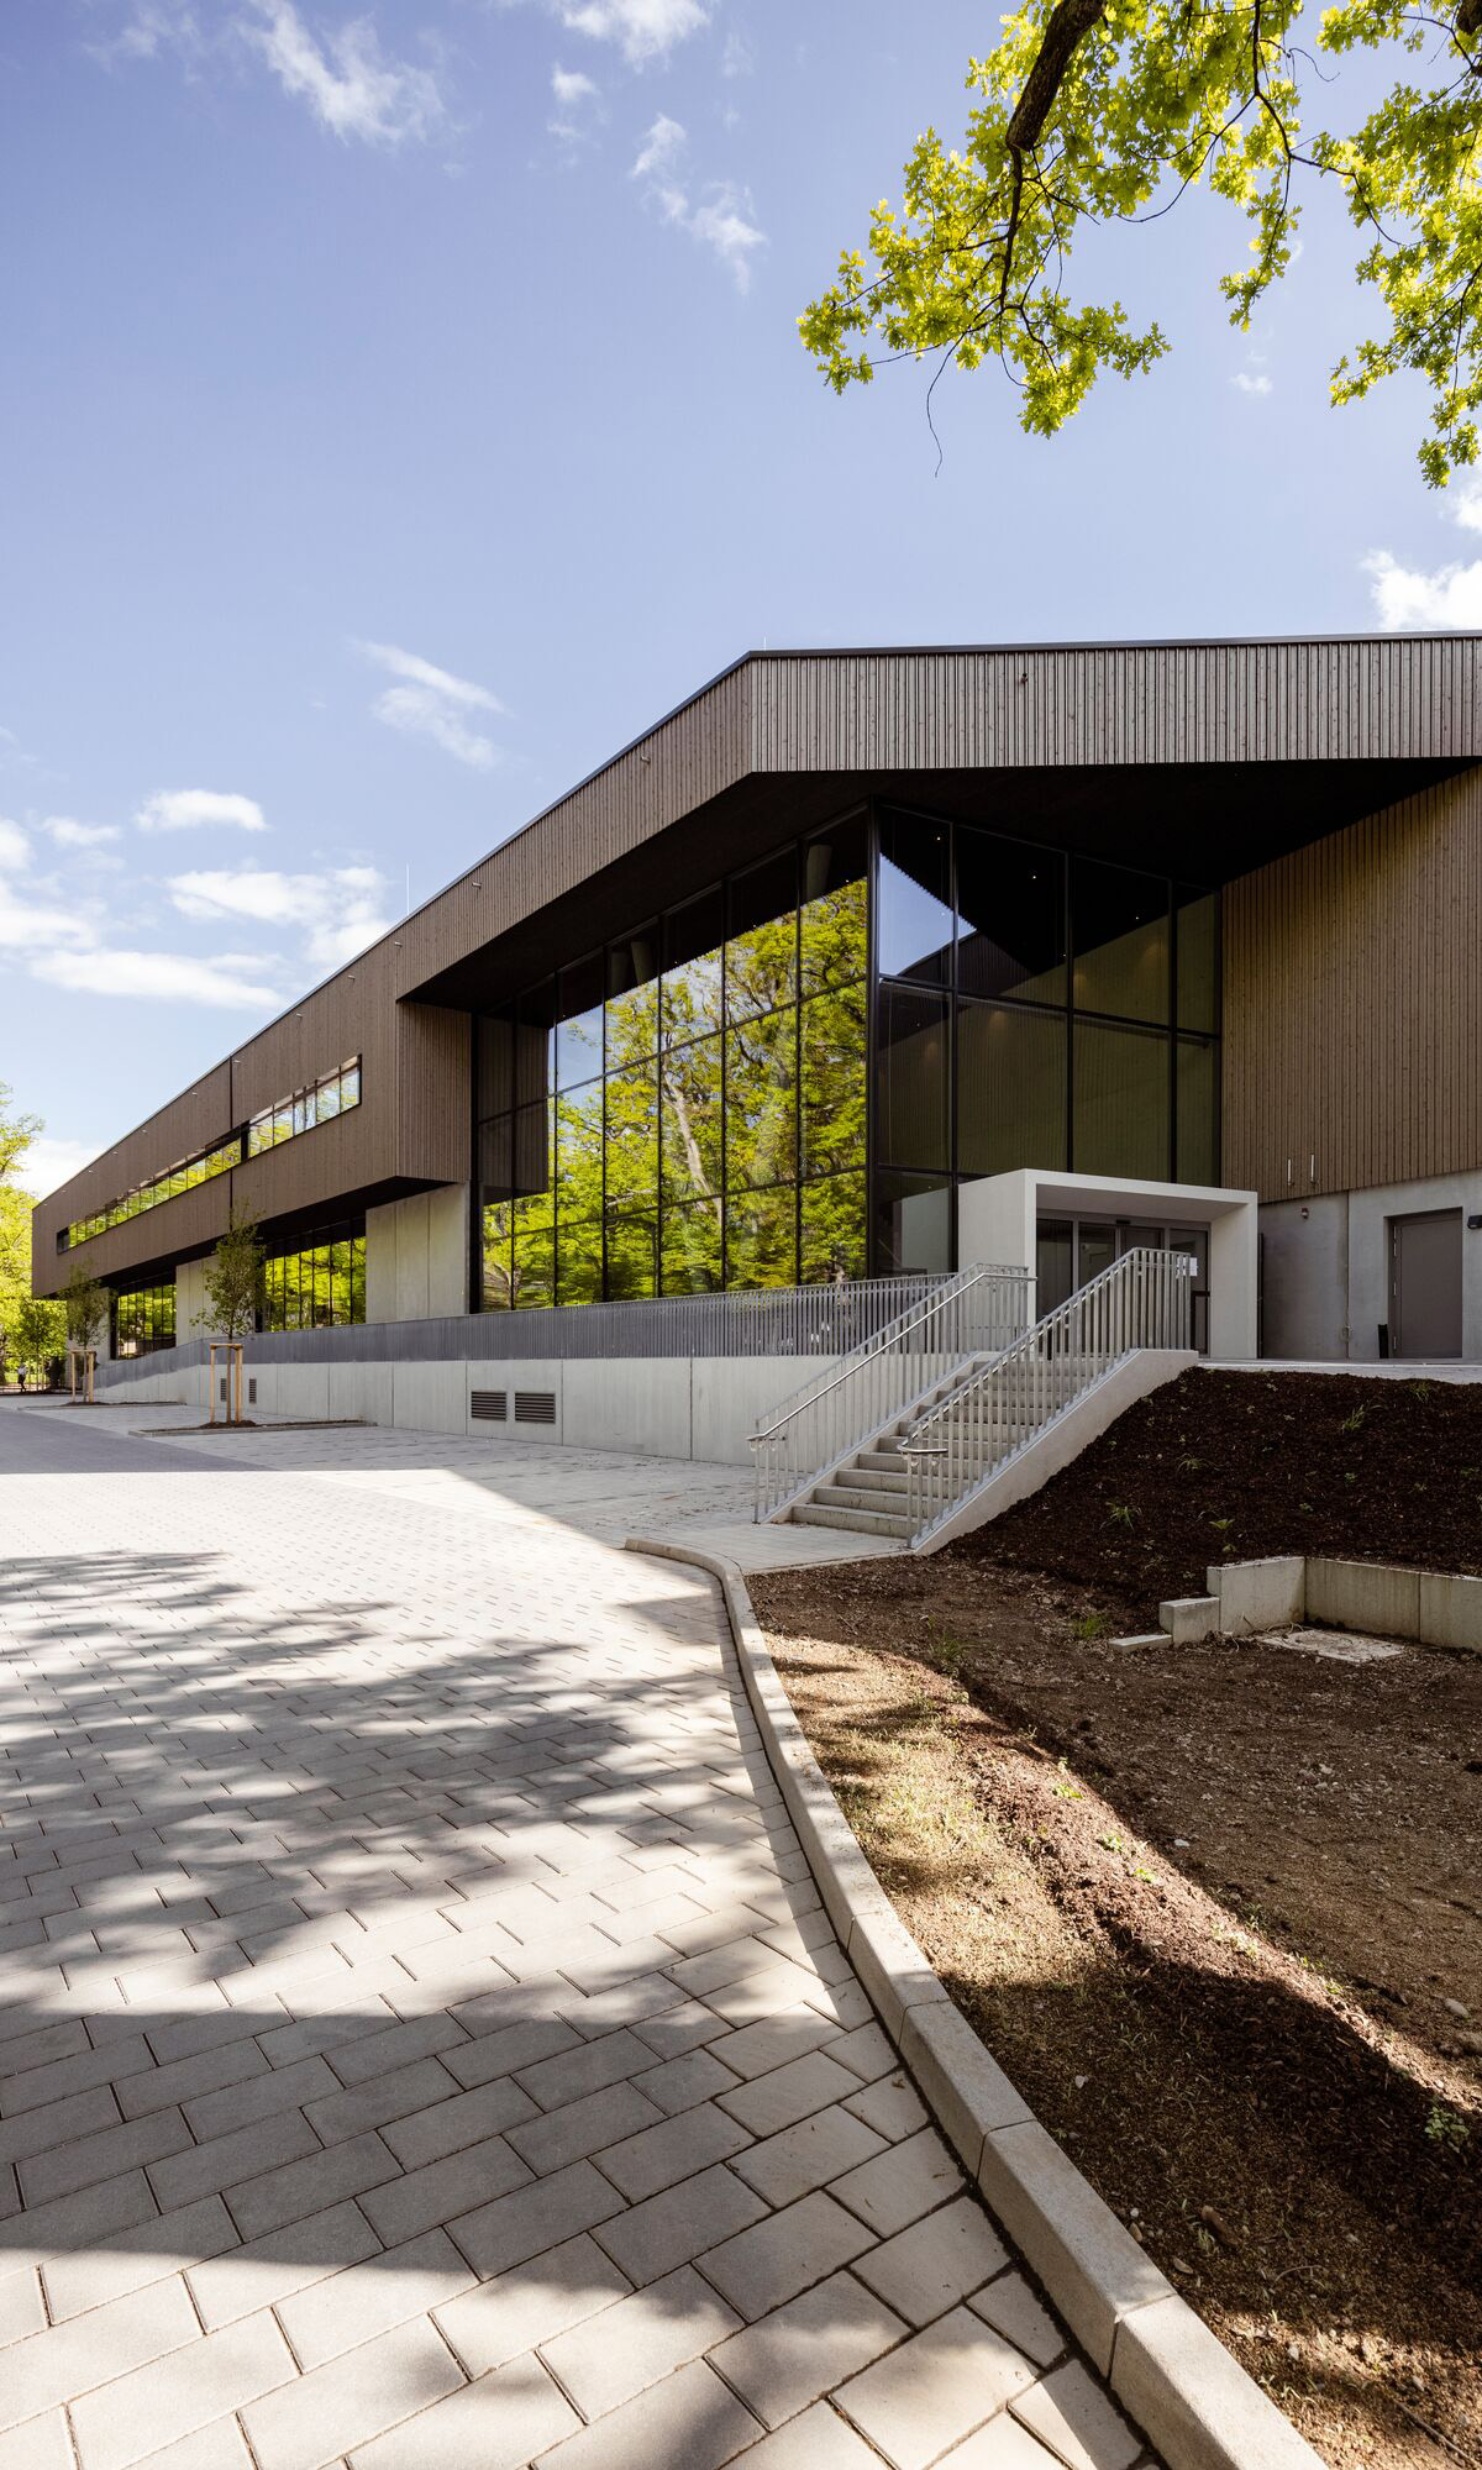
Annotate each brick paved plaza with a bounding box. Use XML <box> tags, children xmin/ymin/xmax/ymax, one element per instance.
<box><xmin>0</xmin><ymin>1405</ymin><xmax>1153</xmax><ymax>2470</ymax></box>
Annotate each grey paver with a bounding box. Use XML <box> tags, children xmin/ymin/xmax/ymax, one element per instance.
<box><xmin>853</xmin><ymin>2194</ymin><xmax>1010</xmax><ymax>2327</ymax></box>
<box><xmin>828</xmin><ymin>2125</ymin><xmax>963</xmax><ymax>2236</ymax></box>
<box><xmin>381</xmin><ymin>2074</ymin><xmax>538</xmax><ymax>2170</ymax></box>
<box><xmin>434</xmin><ymin>2232</ymin><xmax>631</xmax><ymax>2376</ymax></box>
<box><xmin>726</xmin><ymin>2401</ymin><xmax>881</xmax><ymax>2467</ymax></box>
<box><xmin>538</xmin><ymin>2263</ymin><xmax>738</xmax><ymax>2419</ymax></box>
<box><xmin>187</xmin><ymin>2201</ymin><xmax>382</xmax><ymax>2332</ymax></box>
<box><xmin>241</xmin><ymin>2318</ymin><xmax>465</xmax><ymax>2470</ymax></box>
<box><xmin>590</xmin><ymin>2161</ymin><xmax>769</xmax><ymax>2287</ymax></box>
<box><xmin>276</xmin><ymin>2229</ymin><xmax>475</xmax><ymax>2371</ymax></box>
<box><xmin>506</xmin><ymin>2079</ymin><xmax>662</xmax><ymax>2176</ymax></box>
<box><xmin>731</xmin><ymin>2103</ymin><xmax>887</xmax><ymax>2207</ymax></box>
<box><xmin>1010</xmin><ymin>2361</ymin><xmax>1143</xmax><ymax>2470</ymax></box>
<box><xmin>533</xmin><ymin>2357</ymin><xmax>760</xmax><ymax>2470</ymax></box>
<box><xmin>587</xmin><ymin>2098</ymin><xmax>751</xmax><ymax>2201</ymax></box>
<box><xmin>360</xmin><ymin>2134</ymin><xmax>531</xmax><ymax>2245</ymax></box>
<box><xmin>349</xmin><ymin>2354</ymin><xmax>578</xmax><ymax>2470</ymax></box>
<box><xmin>69</xmin><ymin>2312</ymin><xmax>297</xmax><ymax>2470</ymax></box>
<box><xmin>834</xmin><ymin>2306</ymin><xmax>1038</xmax><ymax>2470</ymax></box>
<box><xmin>697</xmin><ymin>2192</ymin><xmax>876</xmax><ymax>2323</ymax></box>
<box><xmin>717</xmin><ymin>2049</ymin><xmax>858</xmax><ymax>2135</ymax></box>
<box><xmin>970</xmin><ymin>2273</ymin><xmax>1066</xmax><ymax>2371</ymax></box>
<box><xmin>710</xmin><ymin>2269</ymin><xmax>907</xmax><ymax>2429</ymax></box>
<box><xmin>448</xmin><ymin>2157</ymin><xmax>626</xmax><ymax>2280</ymax></box>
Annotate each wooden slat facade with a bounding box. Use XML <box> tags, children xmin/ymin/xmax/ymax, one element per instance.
<box><xmin>33</xmin><ymin>636</ymin><xmax>1482</xmax><ymax>1293</ymax></box>
<box><xmin>1222</xmin><ymin>765</ymin><xmax>1482</xmax><ymax>1203</ymax></box>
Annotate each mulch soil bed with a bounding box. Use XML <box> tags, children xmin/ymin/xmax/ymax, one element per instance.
<box><xmin>751</xmin><ymin>1549</ymin><xmax>1482</xmax><ymax>2470</ymax></box>
<box><xmin>962</xmin><ymin>1367</ymin><xmax>1482</xmax><ymax>1617</ymax></box>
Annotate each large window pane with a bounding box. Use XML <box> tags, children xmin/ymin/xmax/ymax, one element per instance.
<box><xmin>554</xmin><ymin>1080</ymin><xmax>604</xmax><ymax>1226</ymax></box>
<box><xmin>878</xmin><ymin>812</ymin><xmax>953</xmax><ymax>983</ymax></box>
<box><xmin>556</xmin><ymin>1219</ymin><xmax>602</xmax><ymax>1305</ymax></box>
<box><xmin>605</xmin><ymin>1065</ymin><xmax>659</xmax><ymax>1212</ymax></box>
<box><xmin>801</xmin><ymin>821</ymin><xmax>869</xmax><ymax>994</ymax></box>
<box><xmin>606</xmin><ymin>926</ymin><xmax>659</xmax><ymax>1063</ymax></box>
<box><xmin>1176</xmin><ymin>888</ymin><xmax>1218</xmax><ymax>1034</ymax></box>
<box><xmin>801</xmin><ymin>986</ymin><xmax>866</xmax><ymax>1180</ymax></box>
<box><xmin>512</xmin><ymin>1226</ymin><xmax>554</xmax><ymax>1309</ymax></box>
<box><xmin>660</xmin><ymin>1036</ymin><xmax>723</xmax><ymax>1205</ymax></box>
<box><xmin>1072</xmin><ymin>1019</ymin><xmax>1170</xmax><ymax>1179</ymax></box>
<box><xmin>957</xmin><ymin>830</ymin><xmax>1065</xmax><ymax>1005</ymax></box>
<box><xmin>726</xmin><ymin>1185</ymin><xmax>797</xmax><ymax>1289</ymax></box>
<box><xmin>872</xmin><ymin>1172</ymin><xmax>951</xmax><ymax>1273</ymax></box>
<box><xmin>1072</xmin><ymin>862</ymin><xmax>1170</xmax><ymax>1023</ymax></box>
<box><xmin>726</xmin><ymin>1011</ymin><xmax>797</xmax><ymax>1191</ymax></box>
<box><xmin>556</xmin><ymin>953</ymin><xmax>605</xmax><ymax>1088</ymax></box>
<box><xmin>513</xmin><ymin>1102</ymin><xmax>554</xmax><ymax>1223</ymax></box>
<box><xmin>875</xmin><ymin>983</ymin><xmax>950</xmax><ymax>1171</ymax></box>
<box><xmin>661</xmin><ymin>1199</ymin><xmax>722</xmax><ymax>1293</ymax></box>
<box><xmin>605</xmin><ymin>1212</ymin><xmax>657</xmax><ymax>1300</ymax></box>
<box><xmin>662</xmin><ymin>890</ymin><xmax>725</xmax><ymax>1047</ymax></box>
<box><xmin>1176</xmin><ymin>1037</ymin><xmax>1218</xmax><ymax>1184</ymax></box>
<box><xmin>958</xmin><ymin>1000</ymin><xmax>1067</xmax><ymax>1177</ymax></box>
<box><xmin>478</xmin><ymin>1113</ymin><xmax>513</xmax><ymax>1205</ymax></box>
<box><xmin>482</xmin><ymin>1202</ymin><xmax>514</xmax><ymax>1308</ymax></box>
<box><xmin>726</xmin><ymin>850</ymin><xmax>798</xmax><ymax>1023</ymax></box>
<box><xmin>516</xmin><ymin>982</ymin><xmax>556</xmax><ymax>1108</ymax></box>
<box><xmin>802</xmin><ymin>1172</ymin><xmax>867</xmax><ymax>1284</ymax></box>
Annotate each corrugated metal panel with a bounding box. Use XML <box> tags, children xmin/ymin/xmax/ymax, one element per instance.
<box><xmin>1223</xmin><ymin>765</ymin><xmax>1482</xmax><ymax>1201</ymax></box>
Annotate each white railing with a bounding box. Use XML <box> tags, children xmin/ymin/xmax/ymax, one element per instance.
<box><xmin>902</xmin><ymin>1246</ymin><xmax>1194</xmax><ymax>1547</ymax></box>
<box><xmin>749</xmin><ymin>1262</ymin><xmax>1035</xmax><ymax>1523</ymax></box>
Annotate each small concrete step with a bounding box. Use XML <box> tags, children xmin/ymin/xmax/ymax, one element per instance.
<box><xmin>846</xmin><ymin>1467</ymin><xmax>910</xmax><ymax>1496</ymax></box>
<box><xmin>855</xmin><ymin>1447</ymin><xmax>908</xmax><ymax>1473</ymax></box>
<box><xmin>792</xmin><ymin>1502</ymin><xmax>913</xmax><ymax>1538</ymax></box>
<box><xmin>813</xmin><ymin>1481</ymin><xmax>908</xmax><ymax>1514</ymax></box>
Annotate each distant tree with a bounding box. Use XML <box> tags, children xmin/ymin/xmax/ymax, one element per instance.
<box><xmin>0</xmin><ymin>1082</ymin><xmax>40</xmax><ymax>1183</ymax></box>
<box><xmin>14</xmin><ymin>1295</ymin><xmax>64</xmax><ymax>1389</ymax></box>
<box><xmin>198</xmin><ymin>1211</ymin><xmax>266</xmax><ymax>1346</ymax></box>
<box><xmin>60</xmin><ymin>1260</ymin><xmax>109</xmax><ymax>1394</ymax></box>
<box><xmin>801</xmin><ymin>0</ymin><xmax>1482</xmax><ymax>483</ymax></box>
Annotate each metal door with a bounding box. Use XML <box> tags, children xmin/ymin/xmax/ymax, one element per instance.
<box><xmin>1389</xmin><ymin>1209</ymin><xmax>1462</xmax><ymax>1360</ymax></box>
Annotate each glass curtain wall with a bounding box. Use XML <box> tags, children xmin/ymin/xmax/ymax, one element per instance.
<box><xmin>113</xmin><ymin>1284</ymin><xmax>176</xmax><ymax>1356</ymax></box>
<box><xmin>875</xmin><ymin>806</ymin><xmax>1218</xmax><ymax>1268</ymax></box>
<box><xmin>478</xmin><ymin>820</ymin><xmax>869</xmax><ymax>1306</ymax></box>
<box><xmin>261</xmin><ymin>1225</ymin><xmax>366</xmax><ymax>1330</ymax></box>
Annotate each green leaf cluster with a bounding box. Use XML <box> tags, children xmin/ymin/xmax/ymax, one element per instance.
<box><xmin>800</xmin><ymin>0</ymin><xmax>1482</xmax><ymax>479</ymax></box>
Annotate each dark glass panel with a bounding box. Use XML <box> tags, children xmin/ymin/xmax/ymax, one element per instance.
<box><xmin>661</xmin><ymin>1199</ymin><xmax>723</xmax><ymax>1293</ymax></box>
<box><xmin>872</xmin><ymin>1171</ymin><xmax>952</xmax><ymax>1274</ymax></box>
<box><xmin>726</xmin><ymin>849</ymin><xmax>798</xmax><ymax>1023</ymax></box>
<box><xmin>662</xmin><ymin>889</ymin><xmax>725</xmax><ymax>1048</ymax></box>
<box><xmin>801</xmin><ymin>819</ymin><xmax>869</xmax><ymax>994</ymax></box>
<box><xmin>800</xmin><ymin>986</ymin><xmax>867</xmax><ymax>1181</ymax></box>
<box><xmin>556</xmin><ymin>1219</ymin><xmax>603</xmax><ymax>1306</ymax></box>
<box><xmin>801</xmin><ymin>1172</ymin><xmax>867</xmax><ymax>1284</ymax></box>
<box><xmin>957</xmin><ymin>1000</ymin><xmax>1067</xmax><ymax>1177</ymax></box>
<box><xmin>556</xmin><ymin>952</ymin><xmax>605</xmax><ymax>1088</ymax></box>
<box><xmin>1072</xmin><ymin>1019</ymin><xmax>1170</xmax><ymax>1179</ymax></box>
<box><xmin>660</xmin><ymin>1035</ymin><xmax>723</xmax><ymax>1205</ymax></box>
<box><xmin>1176</xmin><ymin>1037</ymin><xmax>1219</xmax><ymax>1184</ymax></box>
<box><xmin>1077</xmin><ymin>1221</ymin><xmax>1117</xmax><ymax>1285</ymax></box>
<box><xmin>605</xmin><ymin>1212</ymin><xmax>657</xmax><ymax>1300</ymax></box>
<box><xmin>725</xmin><ymin>1011</ymin><xmax>797</xmax><ymax>1192</ymax></box>
<box><xmin>512</xmin><ymin>1102</ymin><xmax>554</xmax><ymax>1223</ymax></box>
<box><xmin>554</xmin><ymin>1081</ymin><xmax>604</xmax><ymax>1227</ymax></box>
<box><xmin>606</xmin><ymin>924</ymin><xmax>659</xmax><ymax>1063</ymax></box>
<box><xmin>482</xmin><ymin>1202</ymin><xmax>514</xmax><ymax>1309</ymax></box>
<box><xmin>726</xmin><ymin>1185</ymin><xmax>798</xmax><ymax>1290</ymax></box>
<box><xmin>1176</xmin><ymin>887</ymin><xmax>1218</xmax><ymax>1034</ymax></box>
<box><xmin>477</xmin><ymin>1113</ymin><xmax>513</xmax><ymax>1205</ymax></box>
<box><xmin>875</xmin><ymin>983</ymin><xmax>950</xmax><ymax>1171</ymax></box>
<box><xmin>512</xmin><ymin>1225</ymin><xmax>555</xmax><ymax>1309</ymax></box>
<box><xmin>605</xmin><ymin>1066</ymin><xmax>659</xmax><ymax>1212</ymax></box>
<box><xmin>1071</xmin><ymin>861</ymin><xmax>1170</xmax><ymax>1024</ymax></box>
<box><xmin>956</xmin><ymin>831</ymin><xmax>1066</xmax><ymax>1005</ymax></box>
<box><xmin>515</xmin><ymin>980</ymin><xmax>557</xmax><ymax>1107</ymax></box>
<box><xmin>1035</xmin><ymin>1219</ymin><xmax>1073</xmax><ymax>1315</ymax></box>
<box><xmin>878</xmin><ymin>812</ymin><xmax>952</xmax><ymax>984</ymax></box>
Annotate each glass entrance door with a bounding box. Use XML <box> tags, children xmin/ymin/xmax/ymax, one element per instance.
<box><xmin>1034</xmin><ymin>1215</ymin><xmax>1209</xmax><ymax>1350</ymax></box>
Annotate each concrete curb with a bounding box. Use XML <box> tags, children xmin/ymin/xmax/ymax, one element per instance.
<box><xmin>628</xmin><ymin>1532</ymin><xmax>1324</xmax><ymax>2470</ymax></box>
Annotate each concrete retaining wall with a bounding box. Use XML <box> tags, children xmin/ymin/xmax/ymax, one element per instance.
<box><xmin>94</xmin><ymin>1350</ymin><xmax>837</xmax><ymax>1467</ymax></box>
<box><xmin>1160</xmin><ymin>1553</ymin><xmax>1482</xmax><ymax>1653</ymax></box>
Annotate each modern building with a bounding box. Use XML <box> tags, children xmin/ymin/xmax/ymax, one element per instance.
<box><xmin>36</xmin><ymin>636</ymin><xmax>1482</xmax><ymax>1444</ymax></box>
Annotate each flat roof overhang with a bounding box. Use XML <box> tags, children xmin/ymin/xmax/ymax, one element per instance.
<box><xmin>406</xmin><ymin>752</ymin><xmax>1470</xmax><ymax>1014</ymax></box>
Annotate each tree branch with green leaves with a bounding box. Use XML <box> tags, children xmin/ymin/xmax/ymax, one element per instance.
<box><xmin>800</xmin><ymin>0</ymin><xmax>1482</xmax><ymax>482</ymax></box>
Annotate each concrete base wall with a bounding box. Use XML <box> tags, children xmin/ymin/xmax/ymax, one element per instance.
<box><xmin>175</xmin><ymin>1258</ymin><xmax>211</xmax><ymax>1343</ymax></box>
<box><xmin>365</xmin><ymin>1186</ymin><xmax>470</xmax><ymax>1323</ymax></box>
<box><xmin>96</xmin><ymin>1349</ymin><xmax>838</xmax><ymax>1467</ymax></box>
<box><xmin>1261</xmin><ymin>1167</ymin><xmax>1482</xmax><ymax>1362</ymax></box>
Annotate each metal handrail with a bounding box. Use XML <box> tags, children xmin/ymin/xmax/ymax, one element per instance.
<box><xmin>902</xmin><ymin>1246</ymin><xmax>1194</xmax><ymax>1548</ymax></box>
<box><xmin>749</xmin><ymin>1261</ymin><xmax>1035</xmax><ymax>1523</ymax></box>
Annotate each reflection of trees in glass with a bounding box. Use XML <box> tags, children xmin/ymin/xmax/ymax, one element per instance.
<box><xmin>512</xmin><ymin>1227</ymin><xmax>554</xmax><ymax>1309</ymax></box>
<box><xmin>660</xmin><ymin>1200</ymin><xmax>722</xmax><ymax>1293</ymax></box>
<box><xmin>726</xmin><ymin>1185</ymin><xmax>797</xmax><ymax>1290</ymax></box>
<box><xmin>554</xmin><ymin>1081</ymin><xmax>603</xmax><ymax>1230</ymax></box>
<box><xmin>605</xmin><ymin>1068</ymin><xmax>658</xmax><ymax>1210</ymax></box>
<box><xmin>661</xmin><ymin>947</ymin><xmax>723</xmax><ymax>1049</ymax></box>
<box><xmin>660</xmin><ymin>1037</ymin><xmax>723</xmax><ymax>1207</ymax></box>
<box><xmin>726</xmin><ymin>1012</ymin><xmax>797</xmax><ymax>1192</ymax></box>
<box><xmin>801</xmin><ymin>985</ymin><xmax>866</xmax><ymax>1180</ymax></box>
<box><xmin>801</xmin><ymin>875</ymin><xmax>867</xmax><ymax>994</ymax></box>
<box><xmin>606</xmin><ymin>1213</ymin><xmax>657</xmax><ymax>1300</ymax></box>
<box><xmin>260</xmin><ymin>1234</ymin><xmax>364</xmax><ymax>1331</ymax></box>
<box><xmin>803</xmin><ymin>1172</ymin><xmax>868</xmax><ymax>1283</ymax></box>
<box><xmin>726</xmin><ymin>914</ymin><xmax>796</xmax><ymax>1023</ymax></box>
<box><xmin>557</xmin><ymin>1219</ymin><xmax>602</xmax><ymax>1306</ymax></box>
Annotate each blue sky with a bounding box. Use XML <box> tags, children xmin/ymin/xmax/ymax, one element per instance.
<box><xmin>2</xmin><ymin>0</ymin><xmax>1477</xmax><ymax>1195</ymax></box>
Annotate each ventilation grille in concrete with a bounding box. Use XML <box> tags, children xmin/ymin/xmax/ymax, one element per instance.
<box><xmin>514</xmin><ymin>1390</ymin><xmax>557</xmax><ymax>1425</ymax></box>
<box><xmin>470</xmin><ymin>1390</ymin><xmax>508</xmax><ymax>1422</ymax></box>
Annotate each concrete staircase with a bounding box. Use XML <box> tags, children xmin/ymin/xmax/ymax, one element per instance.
<box><xmin>786</xmin><ymin>1360</ymin><xmax>989</xmax><ymax>1540</ymax></box>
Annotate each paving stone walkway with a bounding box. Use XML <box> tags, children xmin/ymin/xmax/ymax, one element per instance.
<box><xmin>0</xmin><ymin>1404</ymin><xmax>1156</xmax><ymax>2470</ymax></box>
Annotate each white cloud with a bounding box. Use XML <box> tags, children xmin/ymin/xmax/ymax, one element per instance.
<box><xmin>1364</xmin><ymin>472</ymin><xmax>1482</xmax><ymax>628</ymax></box>
<box><xmin>0</xmin><ymin>883</ymin><xmax>95</xmax><ymax>952</ymax></box>
<box><xmin>551</xmin><ymin>64</ymin><xmax>598</xmax><ymax>105</ymax></box>
<box><xmin>687</xmin><ymin>186</ymin><xmax>765</xmax><ymax>288</ymax></box>
<box><xmin>0</xmin><ymin>819</ymin><xmax>31</xmax><ymax>871</ymax></box>
<box><xmin>552</xmin><ymin>0</ymin><xmax>707</xmax><ymax>66</ymax></box>
<box><xmin>86</xmin><ymin>2</ymin><xmax>203</xmax><ymax>65</ymax></box>
<box><xmin>166</xmin><ymin>864</ymin><xmax>390</xmax><ymax>969</ymax></box>
<box><xmin>241</xmin><ymin>0</ymin><xmax>446</xmax><ymax>145</ymax></box>
<box><xmin>633</xmin><ymin>111</ymin><xmax>685</xmax><ymax>179</ymax></box>
<box><xmin>721</xmin><ymin>26</ymin><xmax>752</xmax><ymax>75</ymax></box>
<box><xmin>16</xmin><ymin>1138</ymin><xmax>104</xmax><ymax>1202</ymax></box>
<box><xmin>136</xmin><ymin>789</ymin><xmax>267</xmax><ymax>833</ymax></box>
<box><xmin>1232</xmin><ymin>371</ymin><xmax>1272</xmax><ymax>397</ymax></box>
<box><xmin>31</xmin><ymin>949</ymin><xmax>279</xmax><ymax>1008</ymax></box>
<box><xmin>44</xmin><ymin>817</ymin><xmax>122</xmax><ymax>849</ymax></box>
<box><xmin>357</xmin><ymin>641</ymin><xmax>503</xmax><ymax>769</ymax></box>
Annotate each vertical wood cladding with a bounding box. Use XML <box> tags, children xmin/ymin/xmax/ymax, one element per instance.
<box><xmin>1223</xmin><ymin>765</ymin><xmax>1482</xmax><ymax>1202</ymax></box>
